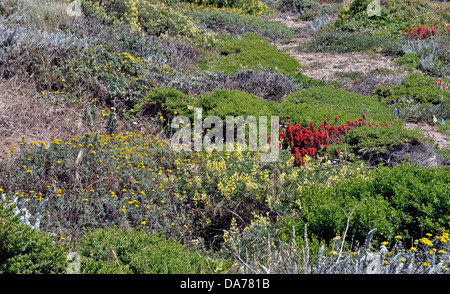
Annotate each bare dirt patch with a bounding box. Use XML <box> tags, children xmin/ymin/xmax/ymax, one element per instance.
<box><xmin>405</xmin><ymin>122</ymin><xmax>450</xmax><ymax>150</ymax></box>
<box><xmin>273</xmin><ymin>17</ymin><xmax>400</xmax><ymax>81</ymax></box>
<box><xmin>291</xmin><ymin>51</ymin><xmax>399</xmax><ymax>80</ymax></box>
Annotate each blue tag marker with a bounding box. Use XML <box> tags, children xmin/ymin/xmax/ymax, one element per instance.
<box><xmin>442</xmin><ymin>118</ymin><xmax>446</xmax><ymax>125</ymax></box>
<box><xmin>396</xmin><ymin>108</ymin><xmax>401</xmax><ymax>115</ymax></box>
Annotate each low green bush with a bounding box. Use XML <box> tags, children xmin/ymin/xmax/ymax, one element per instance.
<box><xmin>288</xmin><ymin>164</ymin><xmax>450</xmax><ymax>244</ymax></box>
<box><xmin>198</xmin><ymin>33</ymin><xmax>301</xmax><ymax>76</ymax></box>
<box><xmin>298</xmin><ymin>30</ymin><xmax>403</xmax><ymax>55</ymax></box>
<box><xmin>393</xmin><ymin>53</ymin><xmax>421</xmax><ymax>71</ymax></box>
<box><xmin>133</xmin><ymin>88</ymin><xmax>196</xmax><ymax>120</ymax></box>
<box><xmin>402</xmin><ymin>72</ymin><xmax>436</xmax><ymax>87</ymax></box>
<box><xmin>280</xmin><ymin>86</ymin><xmax>394</xmax><ymax>126</ymax></box>
<box><xmin>0</xmin><ymin>202</ymin><xmax>68</xmax><ymax>274</ymax></box>
<box><xmin>339</xmin><ymin>124</ymin><xmax>423</xmax><ymax>155</ymax></box>
<box><xmin>181</xmin><ymin>3</ymin><xmax>293</xmax><ymax>41</ymax></box>
<box><xmin>76</xmin><ymin>227</ymin><xmax>227</xmax><ymax>273</ymax></box>
<box><xmin>373</xmin><ymin>73</ymin><xmax>450</xmax><ymax>105</ymax></box>
<box><xmin>197</xmin><ymin>89</ymin><xmax>278</xmax><ymax>118</ymax></box>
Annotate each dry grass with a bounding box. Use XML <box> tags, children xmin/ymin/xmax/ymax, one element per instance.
<box><xmin>0</xmin><ymin>0</ymin><xmax>72</xmax><ymax>32</ymax></box>
<box><xmin>27</xmin><ymin>0</ymin><xmax>72</xmax><ymax>32</ymax></box>
<box><xmin>0</xmin><ymin>80</ymin><xmax>103</xmax><ymax>158</ymax></box>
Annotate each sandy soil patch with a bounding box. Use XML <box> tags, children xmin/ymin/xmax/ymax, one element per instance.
<box><xmin>405</xmin><ymin>122</ymin><xmax>450</xmax><ymax>150</ymax></box>
<box><xmin>273</xmin><ymin>17</ymin><xmax>400</xmax><ymax>80</ymax></box>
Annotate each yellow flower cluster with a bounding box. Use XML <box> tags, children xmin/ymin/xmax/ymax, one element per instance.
<box><xmin>5</xmin><ymin>132</ymin><xmax>194</xmax><ymax>237</ymax></box>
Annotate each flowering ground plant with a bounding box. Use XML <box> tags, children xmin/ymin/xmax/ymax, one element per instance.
<box><xmin>279</xmin><ymin>114</ymin><xmax>390</xmax><ymax>166</ymax></box>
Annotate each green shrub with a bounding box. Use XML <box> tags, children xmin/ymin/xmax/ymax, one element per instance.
<box><xmin>402</xmin><ymin>72</ymin><xmax>436</xmax><ymax>87</ymax></box>
<box><xmin>76</xmin><ymin>227</ymin><xmax>227</xmax><ymax>273</ymax></box>
<box><xmin>182</xmin><ymin>0</ymin><xmax>272</xmax><ymax>16</ymax></box>
<box><xmin>197</xmin><ymin>89</ymin><xmax>278</xmax><ymax>118</ymax></box>
<box><xmin>373</xmin><ymin>83</ymin><xmax>450</xmax><ymax>105</ymax></box>
<box><xmin>341</xmin><ymin>124</ymin><xmax>423</xmax><ymax>155</ymax></box>
<box><xmin>0</xmin><ymin>202</ymin><xmax>68</xmax><ymax>274</ymax></box>
<box><xmin>280</xmin><ymin>86</ymin><xmax>394</xmax><ymax>126</ymax></box>
<box><xmin>290</xmin><ymin>164</ymin><xmax>450</xmax><ymax>244</ymax></box>
<box><xmin>334</xmin><ymin>0</ymin><xmax>448</xmax><ymax>35</ymax></box>
<box><xmin>177</xmin><ymin>2</ymin><xmax>293</xmax><ymax>41</ymax></box>
<box><xmin>133</xmin><ymin>88</ymin><xmax>196</xmax><ymax>120</ymax></box>
<box><xmin>348</xmin><ymin>0</ymin><xmax>372</xmax><ymax>15</ymax></box>
<box><xmin>393</xmin><ymin>53</ymin><xmax>421</xmax><ymax>71</ymax></box>
<box><xmin>198</xmin><ymin>33</ymin><xmax>301</xmax><ymax>76</ymax></box>
<box><xmin>299</xmin><ymin>30</ymin><xmax>403</xmax><ymax>55</ymax></box>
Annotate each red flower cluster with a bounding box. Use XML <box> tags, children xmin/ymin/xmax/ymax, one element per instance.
<box><xmin>314</xmin><ymin>0</ymin><xmax>325</xmax><ymax>4</ymax></box>
<box><xmin>432</xmin><ymin>79</ymin><xmax>448</xmax><ymax>90</ymax></box>
<box><xmin>445</xmin><ymin>25</ymin><xmax>450</xmax><ymax>36</ymax></box>
<box><xmin>279</xmin><ymin>114</ymin><xmax>389</xmax><ymax>166</ymax></box>
<box><xmin>404</xmin><ymin>25</ymin><xmax>437</xmax><ymax>40</ymax></box>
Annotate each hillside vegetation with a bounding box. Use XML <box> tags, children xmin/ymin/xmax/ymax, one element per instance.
<box><xmin>0</xmin><ymin>0</ymin><xmax>449</xmax><ymax>274</ymax></box>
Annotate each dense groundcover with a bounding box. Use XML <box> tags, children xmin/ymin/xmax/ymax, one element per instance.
<box><xmin>0</xmin><ymin>0</ymin><xmax>449</xmax><ymax>274</ymax></box>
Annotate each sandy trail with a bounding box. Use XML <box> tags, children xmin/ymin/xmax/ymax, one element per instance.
<box><xmin>272</xmin><ymin>17</ymin><xmax>399</xmax><ymax>80</ymax></box>
<box><xmin>405</xmin><ymin>122</ymin><xmax>450</xmax><ymax>150</ymax></box>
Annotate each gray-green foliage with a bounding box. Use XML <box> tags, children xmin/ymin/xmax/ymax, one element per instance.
<box><xmin>1</xmin><ymin>194</ymin><xmax>51</xmax><ymax>233</ymax></box>
<box><xmin>226</xmin><ymin>225</ymin><xmax>450</xmax><ymax>274</ymax></box>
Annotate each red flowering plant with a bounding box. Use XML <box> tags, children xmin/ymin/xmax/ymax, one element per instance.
<box><xmin>431</xmin><ymin>79</ymin><xmax>448</xmax><ymax>91</ymax></box>
<box><xmin>444</xmin><ymin>25</ymin><xmax>450</xmax><ymax>36</ymax></box>
<box><xmin>404</xmin><ymin>24</ymin><xmax>438</xmax><ymax>40</ymax></box>
<box><xmin>279</xmin><ymin>114</ymin><xmax>390</xmax><ymax>166</ymax></box>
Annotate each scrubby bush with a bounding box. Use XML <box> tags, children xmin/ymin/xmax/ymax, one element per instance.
<box><xmin>299</xmin><ymin>30</ymin><xmax>403</xmax><ymax>55</ymax></box>
<box><xmin>133</xmin><ymin>88</ymin><xmax>195</xmax><ymax>120</ymax></box>
<box><xmin>76</xmin><ymin>227</ymin><xmax>228</xmax><ymax>273</ymax></box>
<box><xmin>198</xmin><ymin>32</ymin><xmax>301</xmax><ymax>76</ymax></box>
<box><xmin>0</xmin><ymin>132</ymin><xmax>196</xmax><ymax>243</ymax></box>
<box><xmin>182</xmin><ymin>0</ymin><xmax>272</xmax><ymax>16</ymax></box>
<box><xmin>374</xmin><ymin>85</ymin><xmax>448</xmax><ymax>105</ymax></box>
<box><xmin>280</xmin><ymin>86</ymin><xmax>394</xmax><ymax>126</ymax></box>
<box><xmin>337</xmin><ymin>124</ymin><xmax>423</xmax><ymax>157</ymax></box>
<box><xmin>288</xmin><ymin>163</ymin><xmax>450</xmax><ymax>244</ymax></box>
<box><xmin>83</xmin><ymin>0</ymin><xmax>218</xmax><ymax>48</ymax></box>
<box><xmin>334</xmin><ymin>0</ymin><xmax>448</xmax><ymax>35</ymax></box>
<box><xmin>0</xmin><ymin>200</ymin><xmax>68</xmax><ymax>274</ymax></box>
<box><xmin>373</xmin><ymin>73</ymin><xmax>450</xmax><ymax>105</ymax></box>
<box><xmin>348</xmin><ymin>0</ymin><xmax>372</xmax><ymax>15</ymax></box>
<box><xmin>227</xmin><ymin>224</ymin><xmax>450</xmax><ymax>274</ymax></box>
<box><xmin>181</xmin><ymin>3</ymin><xmax>293</xmax><ymax>41</ymax></box>
<box><xmin>224</xmin><ymin>70</ymin><xmax>301</xmax><ymax>101</ymax></box>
